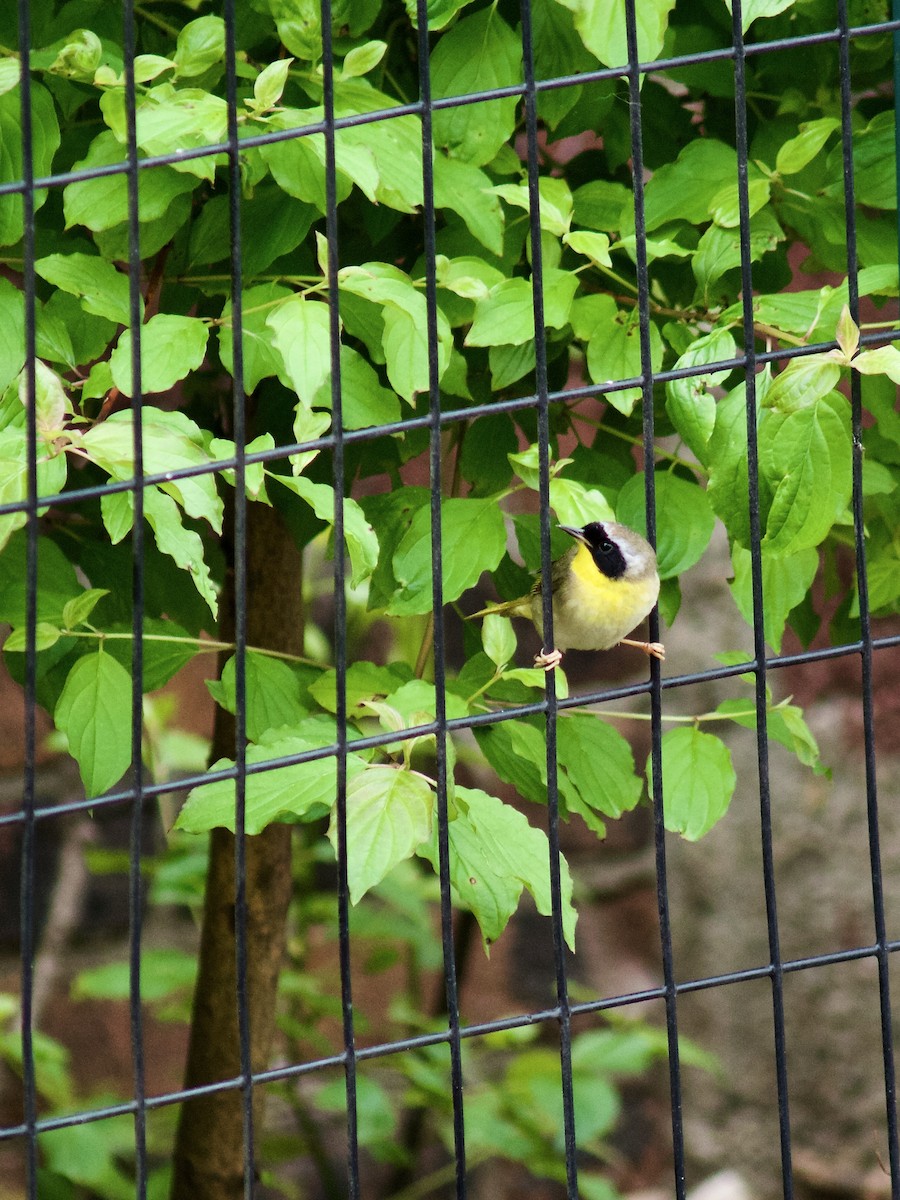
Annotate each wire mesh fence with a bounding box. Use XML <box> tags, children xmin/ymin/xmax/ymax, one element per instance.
<box><xmin>1</xmin><ymin>0</ymin><xmax>900</xmax><ymax>1198</ymax></box>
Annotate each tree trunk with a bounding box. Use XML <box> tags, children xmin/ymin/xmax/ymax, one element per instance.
<box><xmin>171</xmin><ymin>502</ymin><xmax>303</xmax><ymax>1200</ymax></box>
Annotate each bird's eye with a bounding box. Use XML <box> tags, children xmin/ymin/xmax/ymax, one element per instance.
<box><xmin>600</xmin><ymin>539</ymin><xmax>613</xmax><ymax>553</ymax></box>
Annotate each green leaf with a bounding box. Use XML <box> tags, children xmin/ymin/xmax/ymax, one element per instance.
<box><xmin>103</xmin><ymin>616</ymin><xmax>199</xmax><ymax>694</ymax></box>
<box><xmin>359</xmin><ymin>486</ymin><xmax>430</xmax><ymax>611</ymax></box>
<box><xmin>39</xmin><ymin>1117</ymin><xmax>135</xmax><ymax>1197</ymax></box>
<box><xmin>0</xmin><ymin>82</ymin><xmax>60</xmax><ymax>247</ymax></box>
<box><xmin>0</xmin><ymin>532</ymin><xmax>81</xmax><ymax>628</ymax></box>
<box><xmin>555</xmin><ymin>0</ymin><xmax>676</xmax><ymax>67</ymax></box>
<box><xmin>716</xmin><ymin>697</ymin><xmax>827</xmax><ymax>776</ymax></box>
<box><xmin>142</xmin><ymin>488</ymin><xmax>219</xmax><ymax>617</ymax></box>
<box><xmin>331</xmin><ymin>765</ymin><xmax>433</xmax><ymax>903</ymax></box>
<box><xmin>0</xmin><ymin>427</ymin><xmax>67</xmax><ymax>553</ymax></box>
<box><xmin>73</xmin><ymin>947</ymin><xmax>197</xmax><ymax>1002</ymax></box>
<box><xmin>99</xmin><ymin>489</ymin><xmax>134</xmax><ymax>545</ymax></box>
<box><xmin>693</xmin><ymin>208</ymin><xmax>784</xmax><ymax>301</ymax></box>
<box><xmin>729</xmin><ymin>544</ymin><xmax>818</xmax><ymax>653</ymax></box>
<box><xmin>109</xmin><ymin>314</ymin><xmax>209</xmax><ymax>396</ymax></box>
<box><xmin>466</xmin><ymin>278</ymin><xmax>536</xmax><ymax>346</ymax></box>
<box><xmin>652</xmin><ymin>727</ymin><xmax>736</xmax><ymax>841</ymax></box>
<box><xmin>251</xmin><ymin>57</ymin><xmax>293</xmax><ymax>110</ymax></box>
<box><xmin>64</xmin><ymin>131</ymin><xmax>197</xmax><ymax>232</ymax></box>
<box><xmin>267</xmin><ymin>295</ymin><xmax>333</xmax><ymax>409</ymax></box>
<box><xmin>313</xmin><ymin>344</ymin><xmax>401</xmax><ymax>430</ymax></box>
<box><xmin>643</xmin><ymin>140</ymin><xmax>736</xmax><ymax>230</ymax></box>
<box><xmin>82</xmin><ymin>408</ymin><xmax>224</xmax><ymax>533</ymax></box>
<box><xmin>433</xmin><ymin>151</ymin><xmax>504</xmax><ymax>255</ymax></box>
<box><xmin>338</xmin><ymin>265</ymin><xmax>451</xmax><ymax>400</ymax></box>
<box><xmin>0</xmin><ymin>58</ymin><xmax>21</xmax><ymax>96</ymax></box>
<box><xmin>466</xmin><ymin>269</ymin><xmax>577</xmax><ymax>348</ymax></box>
<box><xmin>34</xmin><ymin>253</ymin><xmax>136</xmax><ymax>326</ymax></box>
<box><xmin>341</xmin><ymin>40</ymin><xmax>387</xmax><ymax>79</ymax></box>
<box><xmin>431</xmin><ymin>7</ymin><xmax>521</xmax><ymax>166</ymax></box>
<box><xmin>30</xmin><ymin>360</ymin><xmax>72</xmax><ymax>438</ymax></box>
<box><xmin>334</xmin><ymin>98</ymin><xmax>423</xmax><ymax>213</ymax></box>
<box><xmin>62</xmin><ymin>589</ymin><xmax>110</xmax><ymax>630</ymax></box>
<box><xmin>665</xmin><ymin>329</ymin><xmax>737</xmax><ymax>463</ymax></box>
<box><xmin>208</xmin><ymin>434</ymin><xmax>272</xmax><ymax>503</ymax></box>
<box><xmin>474</xmin><ymin>718</ymin><xmax>549</xmax><ymax>806</ymax></box>
<box><xmin>175</xmin><ymin>729</ymin><xmax>367</xmax><ymax>835</ymax></box>
<box><xmin>309</xmin><ymin>660</ymin><xmax>415</xmax><ymax>715</ymax></box>
<box><xmin>708</xmin><ymin>176</ymin><xmax>770</xmax><ymax>228</ymax></box>
<box><xmin>3</xmin><ymin>623</ymin><xmax>62</xmax><ymax>653</ymax></box>
<box><xmin>586</xmin><ymin>311</ymin><xmax>663</xmax><ymax>415</ymax></box>
<box><xmin>775</xmin><ymin>118</ymin><xmax>840</xmax><ymax>176</ymax></box>
<box><xmin>563</xmin><ymin>229</ymin><xmax>612</xmax><ymax>267</ymax></box>
<box><xmin>557</xmin><ymin>713</ymin><xmax>642</xmax><ymax>832</ymax></box>
<box><xmin>760</xmin><ymin>392</ymin><xmax>852</xmax><ymax>554</ymax></box>
<box><xmin>133</xmin><ymin>55</ymin><xmax>176</xmax><ymax>84</ymax></box>
<box><xmin>726</xmin><ymin>0</ymin><xmax>797</xmax><ymax>31</ymax></box>
<box><xmin>550</xmin><ymin>477</ymin><xmax>616</xmax><ymax>527</ymax></box>
<box><xmin>210</xmin><ymin>653</ymin><xmax>309</xmax><ymax>743</ymax></box>
<box><xmin>54</xmin><ymin>298</ymin><xmax>116</xmax><ymax>374</ymax></box>
<box><xmin>617</xmin><ymin>473</ymin><xmax>715</xmax><ymax>580</ymax></box>
<box><xmin>459</xmin><ymin>412</ymin><xmax>518</xmax><ymax>495</ymax></box>
<box><xmin>172</xmin><ymin>15</ymin><xmax>225</xmax><ymax>77</ymax></box>
<box><xmin>48</xmin><ymin>30</ymin><xmax>103</xmax><ymax>82</ymax></box>
<box><xmin>269</xmin><ymin>473</ymin><xmax>379</xmax><ymax>588</ymax></box>
<box><xmin>419</xmin><ymin>785</ymin><xmax>577</xmax><ymax>950</ymax></box>
<box><xmin>852</xmin><ymin>343</ymin><xmax>900</xmax><ymax>384</ymax></box>
<box><xmin>847</xmin><ymin>112</ymin><xmax>897</xmax><ymax>210</ymax></box>
<box><xmin>490</xmin><ymin>341</ymin><xmax>535</xmax><ymax>389</ymax></box>
<box><xmin>55</xmin><ymin>651</ymin><xmax>133</xmax><ymax>797</ymax></box>
<box><xmin>0</xmin><ymin>276</ymin><xmax>24</xmax><ymax>392</ymax></box>
<box><xmin>762</xmin><ymin>355</ymin><xmax>842</xmax><ymax>413</ymax></box>
<box><xmin>482</xmin><ymin>613</ymin><xmax>516</xmax><ymax>668</ymax></box>
<box><xmin>491</xmin><ymin>177</ymin><xmax>573</xmax><ymax>237</ymax></box>
<box><xmin>36</xmin><ymin>300</ymin><xmax>76</xmax><ymax>370</ymax></box>
<box><xmin>572</xmin><ymin>179</ymin><xmax>630</xmax><ymax>232</ymax></box>
<box><xmin>192</xmin><ymin>189</ymin><xmax>315</xmax><ymax>277</ymax></box>
<box><xmin>388</xmin><ymin>497</ymin><xmax>507</xmax><ymax>615</ymax></box>
<box><xmin>218</xmin><ymin>282</ymin><xmax>293</xmax><ymax>393</ymax></box>
<box><xmin>707</xmin><ymin>383</ymin><xmax>753</xmax><ymax>547</ymax></box>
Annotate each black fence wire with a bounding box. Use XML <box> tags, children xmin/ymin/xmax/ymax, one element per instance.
<box><xmin>3</xmin><ymin>1</ymin><xmax>900</xmax><ymax>1199</ymax></box>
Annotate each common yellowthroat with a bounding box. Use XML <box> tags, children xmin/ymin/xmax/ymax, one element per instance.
<box><xmin>471</xmin><ymin>521</ymin><xmax>664</xmax><ymax>672</ymax></box>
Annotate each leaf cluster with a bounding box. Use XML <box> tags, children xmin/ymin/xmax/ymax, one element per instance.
<box><xmin>0</xmin><ymin>0</ymin><xmax>895</xmax><ymax>976</ymax></box>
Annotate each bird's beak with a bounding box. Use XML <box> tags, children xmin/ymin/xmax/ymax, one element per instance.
<box><xmin>558</xmin><ymin>524</ymin><xmax>587</xmax><ymax>544</ymax></box>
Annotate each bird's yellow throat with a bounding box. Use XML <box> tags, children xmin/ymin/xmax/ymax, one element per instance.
<box><xmin>564</xmin><ymin>540</ymin><xmax>658</xmax><ymax>629</ymax></box>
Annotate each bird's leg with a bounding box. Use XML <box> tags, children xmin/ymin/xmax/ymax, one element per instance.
<box><xmin>534</xmin><ymin>647</ymin><xmax>563</xmax><ymax>672</ymax></box>
<box><xmin>620</xmin><ymin>637</ymin><xmax>666</xmax><ymax>661</ymax></box>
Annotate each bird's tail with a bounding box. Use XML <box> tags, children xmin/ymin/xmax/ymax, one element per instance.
<box><xmin>467</xmin><ymin>596</ymin><xmax>532</xmax><ymax>621</ymax></box>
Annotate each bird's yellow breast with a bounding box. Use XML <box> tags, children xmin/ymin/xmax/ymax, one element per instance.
<box><xmin>531</xmin><ymin>541</ymin><xmax>659</xmax><ymax>651</ymax></box>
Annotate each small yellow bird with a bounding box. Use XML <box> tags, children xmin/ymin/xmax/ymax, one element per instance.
<box><xmin>471</xmin><ymin>521</ymin><xmax>665</xmax><ymax>671</ymax></box>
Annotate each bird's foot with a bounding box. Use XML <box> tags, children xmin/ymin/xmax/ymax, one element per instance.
<box><xmin>534</xmin><ymin>647</ymin><xmax>563</xmax><ymax>672</ymax></box>
<box><xmin>620</xmin><ymin>637</ymin><xmax>666</xmax><ymax>661</ymax></box>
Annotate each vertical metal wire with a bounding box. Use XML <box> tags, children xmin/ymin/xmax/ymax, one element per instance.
<box><xmin>223</xmin><ymin>2</ymin><xmax>255</xmax><ymax>1193</ymax></box>
<box><xmin>16</xmin><ymin>0</ymin><xmax>38</xmax><ymax>1192</ymax></box>
<box><xmin>621</xmin><ymin>5</ymin><xmax>686</xmax><ymax>1197</ymax></box>
<box><xmin>729</xmin><ymin>4</ymin><xmax>794</xmax><ymax>1197</ymax></box>
<box><xmin>836</xmin><ymin>1</ymin><xmax>900</xmax><ymax>1186</ymax></box>
<box><xmin>320</xmin><ymin>3</ymin><xmax>361</xmax><ymax>1194</ymax></box>
<box><xmin>415</xmin><ymin>4</ymin><xmax>467</xmax><ymax>1193</ymax></box>
<box><xmin>519</xmin><ymin>4</ymin><xmax>578</xmax><ymax>1196</ymax></box>
<box><xmin>122</xmin><ymin>0</ymin><xmax>148</xmax><ymax>1192</ymax></box>
<box><xmin>895</xmin><ymin>0</ymin><xmax>900</xmax><ymax>270</ymax></box>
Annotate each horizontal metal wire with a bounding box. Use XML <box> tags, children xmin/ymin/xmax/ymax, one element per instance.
<box><xmin>1</xmin><ymin>933</ymin><xmax>896</xmax><ymax>1146</ymax></box>
<box><xmin>4</xmin><ymin>325</ymin><xmax>897</xmax><ymax>522</ymax></box>
<box><xmin>0</xmin><ymin>17</ymin><xmax>895</xmax><ymax>201</ymax></box>
<box><xmin>3</xmin><ymin>629</ymin><xmax>899</xmax><ymax>831</ymax></box>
